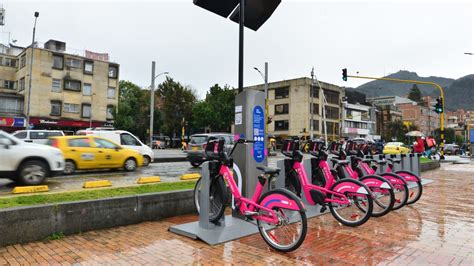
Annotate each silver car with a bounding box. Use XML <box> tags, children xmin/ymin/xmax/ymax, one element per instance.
<box><xmin>185</xmin><ymin>133</ymin><xmax>234</xmax><ymax>167</ymax></box>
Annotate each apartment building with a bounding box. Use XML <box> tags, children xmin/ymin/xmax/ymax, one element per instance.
<box><xmin>342</xmin><ymin>102</ymin><xmax>376</xmax><ymax>138</ymax></box>
<box><xmin>245</xmin><ymin>77</ymin><xmax>343</xmax><ymax>139</ymax></box>
<box><xmin>367</xmin><ymin>96</ymin><xmax>406</xmax><ymax>137</ymax></box>
<box><xmin>0</xmin><ymin>39</ymin><xmax>119</xmax><ymax>132</ymax></box>
<box><xmin>397</xmin><ymin>102</ymin><xmax>440</xmax><ymax>136</ymax></box>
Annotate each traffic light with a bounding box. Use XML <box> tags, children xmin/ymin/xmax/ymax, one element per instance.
<box><xmin>433</xmin><ymin>97</ymin><xmax>443</xmax><ymax>114</ymax></box>
<box><xmin>342</xmin><ymin>68</ymin><xmax>348</xmax><ymax>81</ymax></box>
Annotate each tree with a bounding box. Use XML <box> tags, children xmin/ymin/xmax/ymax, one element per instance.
<box><xmin>383</xmin><ymin>120</ymin><xmax>419</xmax><ymax>142</ymax></box>
<box><xmin>407</xmin><ymin>84</ymin><xmax>426</xmax><ymax>106</ymax></box>
<box><xmin>157</xmin><ymin>77</ymin><xmax>198</xmax><ymax>137</ymax></box>
<box><xmin>433</xmin><ymin>128</ymin><xmax>456</xmax><ymax>144</ymax></box>
<box><xmin>192</xmin><ymin>84</ymin><xmax>236</xmax><ymax>132</ymax></box>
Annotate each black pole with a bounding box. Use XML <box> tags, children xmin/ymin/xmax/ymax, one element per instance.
<box><xmin>238</xmin><ymin>0</ymin><xmax>245</xmax><ymax>93</ymax></box>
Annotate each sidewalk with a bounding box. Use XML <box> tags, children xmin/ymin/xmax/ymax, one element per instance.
<box><xmin>0</xmin><ymin>165</ymin><xmax>472</xmax><ymax>264</ymax></box>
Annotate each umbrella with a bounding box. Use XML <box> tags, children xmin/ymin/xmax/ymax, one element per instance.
<box><xmin>406</xmin><ymin>131</ymin><xmax>425</xmax><ymax>137</ymax></box>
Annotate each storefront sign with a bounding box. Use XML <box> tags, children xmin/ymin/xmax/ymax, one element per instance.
<box><xmin>30</xmin><ymin>118</ymin><xmax>109</xmax><ymax>128</ymax></box>
<box><xmin>85</xmin><ymin>50</ymin><xmax>109</xmax><ymax>62</ymax></box>
<box><xmin>0</xmin><ymin>117</ymin><xmax>25</xmax><ymax>127</ymax></box>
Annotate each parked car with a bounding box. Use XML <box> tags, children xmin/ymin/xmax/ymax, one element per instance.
<box><xmin>444</xmin><ymin>144</ymin><xmax>460</xmax><ymax>155</ymax></box>
<box><xmin>12</xmin><ymin>130</ymin><xmax>64</xmax><ymax>145</ymax></box>
<box><xmin>150</xmin><ymin>136</ymin><xmax>170</xmax><ymax>149</ymax></box>
<box><xmin>383</xmin><ymin>142</ymin><xmax>411</xmax><ymax>154</ymax></box>
<box><xmin>47</xmin><ymin>136</ymin><xmax>143</xmax><ymax>174</ymax></box>
<box><xmin>76</xmin><ymin>129</ymin><xmax>153</xmax><ymax>166</ymax></box>
<box><xmin>185</xmin><ymin>133</ymin><xmax>234</xmax><ymax>167</ymax></box>
<box><xmin>0</xmin><ymin>130</ymin><xmax>65</xmax><ymax>185</ymax></box>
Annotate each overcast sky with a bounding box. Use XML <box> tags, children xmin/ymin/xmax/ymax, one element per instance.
<box><xmin>2</xmin><ymin>0</ymin><xmax>473</xmax><ymax>98</ymax></box>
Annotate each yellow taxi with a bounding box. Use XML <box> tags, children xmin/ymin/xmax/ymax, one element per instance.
<box><xmin>47</xmin><ymin>136</ymin><xmax>144</xmax><ymax>174</ymax></box>
<box><xmin>383</xmin><ymin>142</ymin><xmax>411</xmax><ymax>154</ymax></box>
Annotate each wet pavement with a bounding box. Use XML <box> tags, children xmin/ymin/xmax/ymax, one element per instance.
<box><xmin>0</xmin><ymin>165</ymin><xmax>473</xmax><ymax>265</ymax></box>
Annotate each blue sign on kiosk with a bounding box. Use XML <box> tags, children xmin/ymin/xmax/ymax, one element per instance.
<box><xmin>253</xmin><ymin>106</ymin><xmax>265</xmax><ymax>163</ymax></box>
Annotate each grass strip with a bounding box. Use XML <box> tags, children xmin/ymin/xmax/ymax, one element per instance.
<box><xmin>0</xmin><ymin>180</ymin><xmax>196</xmax><ymax>210</ymax></box>
<box><xmin>420</xmin><ymin>157</ymin><xmax>433</xmax><ymax>164</ymax></box>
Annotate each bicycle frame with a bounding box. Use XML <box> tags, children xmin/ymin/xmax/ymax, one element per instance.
<box><xmin>219</xmin><ymin>164</ymin><xmax>302</xmax><ymax>224</ymax></box>
<box><xmin>385</xmin><ymin>163</ymin><xmax>421</xmax><ymax>183</ymax></box>
<box><xmin>292</xmin><ymin>160</ymin><xmax>369</xmax><ymax>206</ymax></box>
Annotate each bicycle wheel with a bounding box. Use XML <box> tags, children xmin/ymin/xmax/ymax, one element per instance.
<box><xmin>193</xmin><ymin>176</ymin><xmax>226</xmax><ymax>223</ymax></box>
<box><xmin>380</xmin><ymin>173</ymin><xmax>409</xmax><ymax>210</ymax></box>
<box><xmin>406</xmin><ymin>181</ymin><xmax>423</xmax><ymax>205</ymax></box>
<box><xmin>359</xmin><ymin>176</ymin><xmax>395</xmax><ymax>217</ymax></box>
<box><xmin>257</xmin><ymin>189</ymin><xmax>307</xmax><ymax>252</ymax></box>
<box><xmin>328</xmin><ymin>180</ymin><xmax>373</xmax><ymax>227</ymax></box>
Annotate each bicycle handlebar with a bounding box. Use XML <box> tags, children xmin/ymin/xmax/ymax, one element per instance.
<box><xmin>229</xmin><ymin>139</ymin><xmax>255</xmax><ymax>157</ymax></box>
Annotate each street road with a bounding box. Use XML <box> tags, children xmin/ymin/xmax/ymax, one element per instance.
<box><xmin>0</xmin><ymin>154</ymin><xmax>284</xmax><ymax>196</ymax></box>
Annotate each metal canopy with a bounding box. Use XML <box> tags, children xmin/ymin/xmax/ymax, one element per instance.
<box><xmin>193</xmin><ymin>0</ymin><xmax>239</xmax><ymax>18</ymax></box>
<box><xmin>229</xmin><ymin>0</ymin><xmax>281</xmax><ymax>31</ymax></box>
<box><xmin>194</xmin><ymin>0</ymin><xmax>281</xmax><ymax>31</ymax></box>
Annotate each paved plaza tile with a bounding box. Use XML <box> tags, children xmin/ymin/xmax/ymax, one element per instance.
<box><xmin>0</xmin><ymin>165</ymin><xmax>473</xmax><ymax>265</ymax></box>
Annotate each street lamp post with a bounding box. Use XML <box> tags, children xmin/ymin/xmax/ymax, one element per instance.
<box><xmin>312</xmin><ymin>68</ymin><xmax>328</xmax><ymax>146</ymax></box>
<box><xmin>254</xmin><ymin>62</ymin><xmax>268</xmax><ymax>133</ymax></box>
<box><xmin>25</xmin><ymin>11</ymin><xmax>39</xmax><ymax>128</ymax></box>
<box><xmin>149</xmin><ymin>61</ymin><xmax>169</xmax><ymax>148</ymax></box>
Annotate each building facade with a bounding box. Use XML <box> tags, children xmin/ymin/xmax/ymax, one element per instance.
<box><xmin>0</xmin><ymin>40</ymin><xmax>119</xmax><ymax>132</ymax></box>
<box><xmin>367</xmin><ymin>96</ymin><xmax>406</xmax><ymax>137</ymax></box>
<box><xmin>245</xmin><ymin>77</ymin><xmax>343</xmax><ymax>140</ymax></box>
<box><xmin>396</xmin><ymin>102</ymin><xmax>440</xmax><ymax>136</ymax></box>
<box><xmin>342</xmin><ymin>102</ymin><xmax>376</xmax><ymax>138</ymax></box>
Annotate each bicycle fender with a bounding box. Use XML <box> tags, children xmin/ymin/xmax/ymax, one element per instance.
<box><xmin>359</xmin><ymin>175</ymin><xmax>393</xmax><ymax>190</ymax></box>
<box><xmin>395</xmin><ymin>170</ymin><xmax>421</xmax><ymax>183</ymax></box>
<box><xmin>331</xmin><ymin>179</ymin><xmax>370</xmax><ymax>195</ymax></box>
<box><xmin>379</xmin><ymin>172</ymin><xmax>407</xmax><ymax>186</ymax></box>
<box><xmin>259</xmin><ymin>188</ymin><xmax>306</xmax><ymax>212</ymax></box>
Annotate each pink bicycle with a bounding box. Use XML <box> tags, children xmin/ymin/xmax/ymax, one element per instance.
<box><xmin>326</xmin><ymin>142</ymin><xmax>395</xmax><ymax>217</ymax></box>
<box><xmin>196</xmin><ymin>137</ymin><xmax>307</xmax><ymax>252</ymax></box>
<box><xmin>283</xmin><ymin>139</ymin><xmax>374</xmax><ymax>227</ymax></box>
<box><xmin>345</xmin><ymin>142</ymin><xmax>410</xmax><ymax>210</ymax></box>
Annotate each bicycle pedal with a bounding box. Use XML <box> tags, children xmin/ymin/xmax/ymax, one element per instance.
<box><xmin>244</xmin><ymin>211</ymin><xmax>259</xmax><ymax>216</ymax></box>
<box><xmin>320</xmin><ymin>206</ymin><xmax>327</xmax><ymax>213</ymax></box>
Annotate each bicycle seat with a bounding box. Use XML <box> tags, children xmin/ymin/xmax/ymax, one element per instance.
<box><xmin>330</xmin><ymin>158</ymin><xmax>350</xmax><ymax>166</ymax></box>
<box><xmin>387</xmin><ymin>158</ymin><xmax>401</xmax><ymax>164</ymax></box>
<box><xmin>256</xmin><ymin>166</ymin><xmax>281</xmax><ymax>176</ymax></box>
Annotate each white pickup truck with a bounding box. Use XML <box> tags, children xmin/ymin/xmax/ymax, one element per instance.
<box><xmin>0</xmin><ymin>130</ymin><xmax>65</xmax><ymax>185</ymax></box>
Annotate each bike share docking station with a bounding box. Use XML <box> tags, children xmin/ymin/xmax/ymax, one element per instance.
<box><xmin>169</xmin><ymin>90</ymin><xmax>269</xmax><ymax>245</ymax></box>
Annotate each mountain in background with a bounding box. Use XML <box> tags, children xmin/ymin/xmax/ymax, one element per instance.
<box><xmin>347</xmin><ymin>70</ymin><xmax>473</xmax><ymax>111</ymax></box>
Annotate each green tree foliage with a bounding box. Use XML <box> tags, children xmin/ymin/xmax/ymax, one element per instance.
<box><xmin>157</xmin><ymin>77</ymin><xmax>197</xmax><ymax>137</ymax></box>
<box><xmin>407</xmin><ymin>84</ymin><xmax>426</xmax><ymax>106</ymax></box>
<box><xmin>433</xmin><ymin>128</ymin><xmax>456</xmax><ymax>144</ymax></box>
<box><xmin>192</xmin><ymin>84</ymin><xmax>236</xmax><ymax>132</ymax></box>
<box><xmin>113</xmin><ymin>80</ymin><xmax>161</xmax><ymax>141</ymax></box>
<box><xmin>383</xmin><ymin>120</ymin><xmax>419</xmax><ymax>142</ymax></box>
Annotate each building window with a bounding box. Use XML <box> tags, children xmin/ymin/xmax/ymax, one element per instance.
<box><xmin>312</xmin><ymin>119</ymin><xmax>319</xmax><ymax>131</ymax></box>
<box><xmin>20</xmin><ymin>54</ymin><xmax>26</xmax><ymax>68</ymax></box>
<box><xmin>63</xmin><ymin>103</ymin><xmax>80</xmax><ymax>113</ymax></box>
<box><xmin>4</xmin><ymin>58</ymin><xmax>17</xmax><ymax>67</ymax></box>
<box><xmin>84</xmin><ymin>61</ymin><xmax>94</xmax><ymax>74</ymax></box>
<box><xmin>3</xmin><ymin>80</ymin><xmax>15</xmax><ymax>90</ymax></box>
<box><xmin>323</xmin><ymin>122</ymin><xmax>339</xmax><ymax>135</ymax></box>
<box><xmin>275</xmin><ymin>104</ymin><xmax>289</xmax><ymax>114</ymax></box>
<box><xmin>52</xmin><ymin>79</ymin><xmax>61</xmax><ymax>92</ymax></box>
<box><xmin>107</xmin><ymin>87</ymin><xmax>116</xmax><ymax>99</ymax></box>
<box><xmin>50</xmin><ymin>101</ymin><xmax>62</xmax><ymax>116</ymax></box>
<box><xmin>82</xmin><ymin>104</ymin><xmax>91</xmax><ymax>118</ymax></box>
<box><xmin>65</xmin><ymin>58</ymin><xmax>82</xmax><ymax>68</ymax></box>
<box><xmin>83</xmin><ymin>83</ymin><xmax>92</xmax><ymax>96</ymax></box>
<box><xmin>106</xmin><ymin>105</ymin><xmax>115</xmax><ymax>120</ymax></box>
<box><xmin>311</xmin><ymin>86</ymin><xmax>319</xmax><ymax>98</ymax></box>
<box><xmin>52</xmin><ymin>55</ymin><xmax>64</xmax><ymax>69</ymax></box>
<box><xmin>274</xmin><ymin>87</ymin><xmax>289</xmax><ymax>99</ymax></box>
<box><xmin>325</xmin><ymin>106</ymin><xmax>339</xmax><ymax>119</ymax></box>
<box><xmin>324</xmin><ymin>90</ymin><xmax>340</xmax><ymax>104</ymax></box>
<box><xmin>108</xmin><ymin>65</ymin><xmax>118</xmax><ymax>78</ymax></box>
<box><xmin>312</xmin><ymin>103</ymin><xmax>319</xmax><ymax>115</ymax></box>
<box><xmin>275</xmin><ymin>120</ymin><xmax>289</xmax><ymax>131</ymax></box>
<box><xmin>18</xmin><ymin>78</ymin><xmax>25</xmax><ymax>91</ymax></box>
<box><xmin>64</xmin><ymin>80</ymin><xmax>81</xmax><ymax>91</ymax></box>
